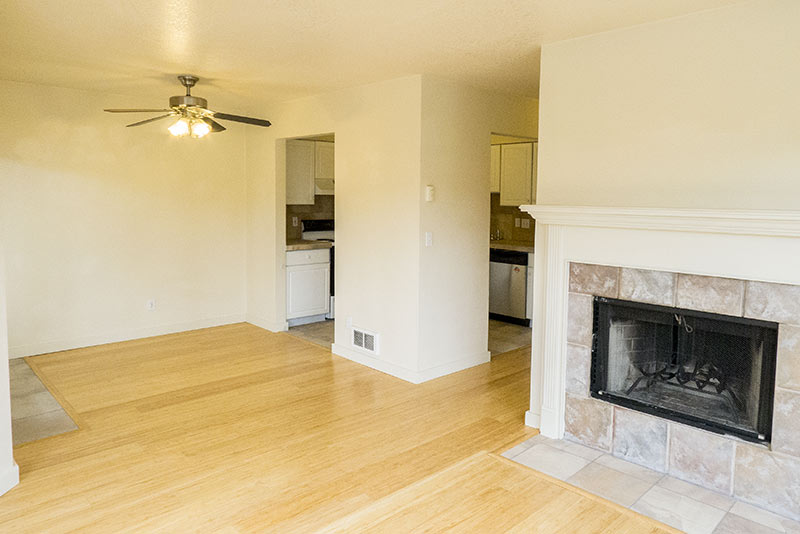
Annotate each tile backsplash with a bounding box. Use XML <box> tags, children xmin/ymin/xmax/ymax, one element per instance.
<box><xmin>490</xmin><ymin>193</ymin><xmax>534</xmax><ymax>247</ymax></box>
<box><xmin>286</xmin><ymin>195</ymin><xmax>334</xmax><ymax>240</ymax></box>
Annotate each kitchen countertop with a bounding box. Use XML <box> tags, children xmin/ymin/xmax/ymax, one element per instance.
<box><xmin>490</xmin><ymin>243</ymin><xmax>535</xmax><ymax>254</ymax></box>
<box><xmin>286</xmin><ymin>240</ymin><xmax>333</xmax><ymax>251</ymax></box>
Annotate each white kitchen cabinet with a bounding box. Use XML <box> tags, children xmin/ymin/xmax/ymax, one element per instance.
<box><xmin>315</xmin><ymin>142</ymin><xmax>335</xmax><ymax>179</ymax></box>
<box><xmin>490</xmin><ymin>145</ymin><xmax>501</xmax><ymax>193</ymax></box>
<box><xmin>286</xmin><ymin>249</ymin><xmax>331</xmax><ymax>320</ymax></box>
<box><xmin>286</xmin><ymin>139</ymin><xmax>316</xmax><ymax>205</ymax></box>
<box><xmin>315</xmin><ymin>141</ymin><xmax>335</xmax><ymax>195</ymax></box>
<box><xmin>287</xmin><ymin>264</ymin><xmax>330</xmax><ymax>319</ymax></box>
<box><xmin>499</xmin><ymin>142</ymin><xmax>537</xmax><ymax>206</ymax></box>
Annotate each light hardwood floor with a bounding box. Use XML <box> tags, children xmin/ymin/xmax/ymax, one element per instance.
<box><xmin>319</xmin><ymin>452</ymin><xmax>679</xmax><ymax>534</ymax></box>
<box><xmin>1</xmin><ymin>323</ymin><xmax>671</xmax><ymax>533</ymax></box>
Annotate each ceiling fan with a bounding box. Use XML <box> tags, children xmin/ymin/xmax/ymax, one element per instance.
<box><xmin>104</xmin><ymin>75</ymin><xmax>271</xmax><ymax>138</ymax></box>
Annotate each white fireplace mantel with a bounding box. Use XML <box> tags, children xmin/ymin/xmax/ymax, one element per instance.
<box><xmin>519</xmin><ymin>205</ymin><xmax>800</xmax><ymax>438</ymax></box>
<box><xmin>525</xmin><ymin>205</ymin><xmax>800</xmax><ymax>237</ymax></box>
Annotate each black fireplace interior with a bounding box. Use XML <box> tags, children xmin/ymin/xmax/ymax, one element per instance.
<box><xmin>590</xmin><ymin>297</ymin><xmax>778</xmax><ymax>443</ymax></box>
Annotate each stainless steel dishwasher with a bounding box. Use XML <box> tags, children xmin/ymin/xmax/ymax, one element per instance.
<box><xmin>489</xmin><ymin>249</ymin><xmax>529</xmax><ymax>324</ymax></box>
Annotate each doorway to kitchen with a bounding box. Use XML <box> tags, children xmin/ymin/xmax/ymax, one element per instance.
<box><xmin>283</xmin><ymin>133</ymin><xmax>336</xmax><ymax>349</ymax></box>
<box><xmin>487</xmin><ymin>133</ymin><xmax>537</xmax><ymax>356</ymax></box>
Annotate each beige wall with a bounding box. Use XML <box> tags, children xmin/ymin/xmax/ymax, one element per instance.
<box><xmin>0</xmin><ymin>80</ymin><xmax>248</xmax><ymax>357</ymax></box>
<box><xmin>246</xmin><ymin>75</ymin><xmax>424</xmax><ymax>372</ymax></box>
<box><xmin>0</xmin><ymin>248</ymin><xmax>17</xmax><ymax>495</ymax></box>
<box><xmin>246</xmin><ymin>75</ymin><xmax>537</xmax><ymax>380</ymax></box>
<box><xmin>418</xmin><ymin>76</ymin><xmax>537</xmax><ymax>373</ymax></box>
<box><xmin>0</xmin><ymin>73</ymin><xmax>536</xmax><ymax>384</ymax></box>
<box><xmin>537</xmin><ymin>0</ymin><xmax>800</xmax><ymax>209</ymax></box>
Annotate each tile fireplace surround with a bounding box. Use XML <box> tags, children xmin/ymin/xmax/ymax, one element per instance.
<box><xmin>521</xmin><ymin>205</ymin><xmax>800</xmax><ymax>521</ymax></box>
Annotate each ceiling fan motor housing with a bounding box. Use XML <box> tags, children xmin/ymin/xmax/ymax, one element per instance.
<box><xmin>169</xmin><ymin>95</ymin><xmax>208</xmax><ymax>109</ymax></box>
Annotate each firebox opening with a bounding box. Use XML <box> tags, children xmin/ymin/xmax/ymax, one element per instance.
<box><xmin>590</xmin><ymin>297</ymin><xmax>778</xmax><ymax>444</ymax></box>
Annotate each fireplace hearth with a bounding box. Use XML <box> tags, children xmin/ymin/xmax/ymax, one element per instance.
<box><xmin>591</xmin><ymin>297</ymin><xmax>778</xmax><ymax>443</ymax></box>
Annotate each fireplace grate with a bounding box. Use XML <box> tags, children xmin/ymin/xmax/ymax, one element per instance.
<box><xmin>591</xmin><ymin>297</ymin><xmax>778</xmax><ymax>443</ymax></box>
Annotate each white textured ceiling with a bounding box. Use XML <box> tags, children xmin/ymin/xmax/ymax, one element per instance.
<box><xmin>0</xmin><ymin>0</ymin><xmax>744</xmax><ymax>110</ymax></box>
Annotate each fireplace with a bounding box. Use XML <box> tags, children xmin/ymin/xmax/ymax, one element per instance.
<box><xmin>590</xmin><ymin>297</ymin><xmax>778</xmax><ymax>443</ymax></box>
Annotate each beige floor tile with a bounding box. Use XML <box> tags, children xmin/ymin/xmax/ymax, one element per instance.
<box><xmin>549</xmin><ymin>438</ymin><xmax>604</xmax><ymax>461</ymax></box>
<box><xmin>567</xmin><ymin>462</ymin><xmax>654</xmax><ymax>507</ymax></box>
<box><xmin>12</xmin><ymin>411</ymin><xmax>78</xmax><ymax>445</ymax></box>
<box><xmin>501</xmin><ymin>441</ymin><xmax>534</xmax><ymax>460</ymax></box>
<box><xmin>11</xmin><ymin>389</ymin><xmax>64</xmax><ymax>420</ymax></box>
<box><xmin>10</xmin><ymin>371</ymin><xmax>48</xmax><ymax>397</ymax></box>
<box><xmin>512</xmin><ymin>443</ymin><xmax>590</xmax><ymax>480</ymax></box>
<box><xmin>10</xmin><ymin>359</ymin><xmax>78</xmax><ymax>444</ymax></box>
<box><xmin>488</xmin><ymin>320</ymin><xmax>531</xmax><ymax>356</ymax></box>
<box><xmin>658</xmin><ymin>475</ymin><xmax>735</xmax><ymax>511</ymax></box>
<box><xmin>287</xmin><ymin>320</ymin><xmax>334</xmax><ymax>348</ymax></box>
<box><xmin>595</xmin><ymin>453</ymin><xmax>664</xmax><ymax>484</ymax></box>
<box><xmin>633</xmin><ymin>485</ymin><xmax>727</xmax><ymax>534</ymax></box>
<box><xmin>714</xmin><ymin>513</ymin><xmax>782</xmax><ymax>534</ymax></box>
<box><xmin>729</xmin><ymin>502</ymin><xmax>800</xmax><ymax>533</ymax></box>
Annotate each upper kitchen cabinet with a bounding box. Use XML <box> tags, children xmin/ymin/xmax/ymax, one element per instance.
<box><xmin>499</xmin><ymin>142</ymin><xmax>537</xmax><ymax>206</ymax></box>
<box><xmin>490</xmin><ymin>145</ymin><xmax>501</xmax><ymax>193</ymax></box>
<box><xmin>314</xmin><ymin>141</ymin><xmax>335</xmax><ymax>195</ymax></box>
<box><xmin>286</xmin><ymin>139</ymin><xmax>316</xmax><ymax>205</ymax></box>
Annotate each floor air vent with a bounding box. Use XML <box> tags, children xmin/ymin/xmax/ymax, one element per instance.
<box><xmin>352</xmin><ymin>327</ymin><xmax>379</xmax><ymax>355</ymax></box>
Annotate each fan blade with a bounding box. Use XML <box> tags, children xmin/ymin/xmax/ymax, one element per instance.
<box><xmin>203</xmin><ymin>118</ymin><xmax>226</xmax><ymax>133</ymax></box>
<box><xmin>212</xmin><ymin>112</ymin><xmax>271</xmax><ymax>127</ymax></box>
<box><xmin>105</xmin><ymin>108</ymin><xmax>172</xmax><ymax>113</ymax></box>
<box><xmin>126</xmin><ymin>113</ymin><xmax>176</xmax><ymax>127</ymax></box>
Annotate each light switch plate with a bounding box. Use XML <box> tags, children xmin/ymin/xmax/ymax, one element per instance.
<box><xmin>521</xmin><ymin>219</ymin><xmax>530</xmax><ymax>229</ymax></box>
<box><xmin>515</xmin><ymin>218</ymin><xmax>521</xmax><ymax>228</ymax></box>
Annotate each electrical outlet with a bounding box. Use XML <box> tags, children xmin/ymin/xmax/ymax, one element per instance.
<box><xmin>515</xmin><ymin>218</ymin><xmax>521</xmax><ymax>228</ymax></box>
<box><xmin>521</xmin><ymin>219</ymin><xmax>530</xmax><ymax>229</ymax></box>
<box><xmin>346</xmin><ymin>316</ymin><xmax>353</xmax><ymax>328</ymax></box>
<box><xmin>146</xmin><ymin>299</ymin><xmax>156</xmax><ymax>311</ymax></box>
<box><xmin>425</xmin><ymin>232</ymin><xmax>433</xmax><ymax>247</ymax></box>
<box><xmin>292</xmin><ymin>216</ymin><xmax>299</xmax><ymax>227</ymax></box>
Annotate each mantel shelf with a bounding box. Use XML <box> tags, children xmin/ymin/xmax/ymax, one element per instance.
<box><xmin>519</xmin><ymin>205</ymin><xmax>800</xmax><ymax>238</ymax></box>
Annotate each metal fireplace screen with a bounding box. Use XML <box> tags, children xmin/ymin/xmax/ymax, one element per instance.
<box><xmin>590</xmin><ymin>297</ymin><xmax>778</xmax><ymax>443</ymax></box>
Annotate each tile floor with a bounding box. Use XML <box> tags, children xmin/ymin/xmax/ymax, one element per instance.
<box><xmin>287</xmin><ymin>319</ymin><xmax>335</xmax><ymax>348</ymax></box>
<box><xmin>487</xmin><ymin>319</ymin><xmax>532</xmax><ymax>356</ymax></box>
<box><xmin>287</xmin><ymin>318</ymin><xmax>532</xmax><ymax>356</ymax></box>
<box><xmin>503</xmin><ymin>434</ymin><xmax>800</xmax><ymax>534</ymax></box>
<box><xmin>10</xmin><ymin>359</ymin><xmax>77</xmax><ymax>445</ymax></box>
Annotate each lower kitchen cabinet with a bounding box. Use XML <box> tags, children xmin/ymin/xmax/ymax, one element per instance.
<box><xmin>286</xmin><ymin>250</ymin><xmax>331</xmax><ymax>320</ymax></box>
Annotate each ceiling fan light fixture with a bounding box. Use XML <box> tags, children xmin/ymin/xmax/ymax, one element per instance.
<box><xmin>190</xmin><ymin>119</ymin><xmax>211</xmax><ymax>138</ymax></box>
<box><xmin>168</xmin><ymin>118</ymin><xmax>190</xmax><ymax>137</ymax></box>
<box><xmin>106</xmin><ymin>75</ymin><xmax>271</xmax><ymax>135</ymax></box>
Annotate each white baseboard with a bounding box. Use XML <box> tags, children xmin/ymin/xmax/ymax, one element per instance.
<box><xmin>524</xmin><ymin>410</ymin><xmax>541</xmax><ymax>429</ymax></box>
<box><xmin>331</xmin><ymin>344</ymin><xmax>490</xmax><ymax>385</ymax></box>
<box><xmin>9</xmin><ymin>314</ymin><xmax>246</xmax><ymax>358</ymax></box>
<box><xmin>332</xmin><ymin>343</ymin><xmax>420</xmax><ymax>383</ymax></box>
<box><xmin>415</xmin><ymin>351</ymin><xmax>491</xmax><ymax>383</ymax></box>
<box><xmin>0</xmin><ymin>462</ymin><xmax>19</xmax><ymax>496</ymax></box>
<box><xmin>245</xmin><ymin>314</ymin><xmax>288</xmax><ymax>333</ymax></box>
